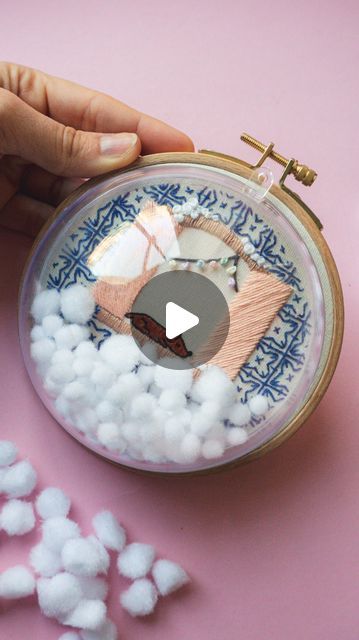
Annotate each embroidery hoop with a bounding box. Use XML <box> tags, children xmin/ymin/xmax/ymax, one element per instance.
<box><xmin>19</xmin><ymin>139</ymin><xmax>344</xmax><ymax>474</ymax></box>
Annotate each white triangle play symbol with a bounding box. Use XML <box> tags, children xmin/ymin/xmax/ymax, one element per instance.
<box><xmin>165</xmin><ymin>302</ymin><xmax>199</xmax><ymax>340</ymax></box>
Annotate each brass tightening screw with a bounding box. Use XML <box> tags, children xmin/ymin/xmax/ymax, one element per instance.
<box><xmin>240</xmin><ymin>133</ymin><xmax>317</xmax><ymax>186</ymax></box>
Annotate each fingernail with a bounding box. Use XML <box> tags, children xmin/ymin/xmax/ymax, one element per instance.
<box><xmin>100</xmin><ymin>133</ymin><xmax>138</xmax><ymax>156</ymax></box>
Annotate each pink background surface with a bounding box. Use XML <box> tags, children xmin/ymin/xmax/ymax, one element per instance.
<box><xmin>1</xmin><ymin>1</ymin><xmax>358</xmax><ymax>638</ymax></box>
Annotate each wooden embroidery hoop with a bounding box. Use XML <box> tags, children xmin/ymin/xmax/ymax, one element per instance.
<box><xmin>22</xmin><ymin>141</ymin><xmax>344</xmax><ymax>474</ymax></box>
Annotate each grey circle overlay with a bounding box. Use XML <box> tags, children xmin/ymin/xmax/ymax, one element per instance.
<box><xmin>127</xmin><ymin>271</ymin><xmax>230</xmax><ymax>370</ymax></box>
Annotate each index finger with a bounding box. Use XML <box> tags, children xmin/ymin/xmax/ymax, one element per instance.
<box><xmin>0</xmin><ymin>62</ymin><xmax>194</xmax><ymax>154</ymax></box>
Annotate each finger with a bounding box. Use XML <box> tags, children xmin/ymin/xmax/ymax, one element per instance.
<box><xmin>0</xmin><ymin>88</ymin><xmax>141</xmax><ymax>177</ymax></box>
<box><xmin>0</xmin><ymin>63</ymin><xmax>194</xmax><ymax>154</ymax></box>
<box><xmin>21</xmin><ymin>165</ymin><xmax>84</xmax><ymax>206</ymax></box>
<box><xmin>0</xmin><ymin>194</ymin><xmax>53</xmax><ymax>237</ymax></box>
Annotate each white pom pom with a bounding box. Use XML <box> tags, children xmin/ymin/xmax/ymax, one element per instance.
<box><xmin>52</xmin><ymin>348</ymin><xmax>75</xmax><ymax>365</ymax></box>
<box><xmin>91</xmin><ymin>364</ymin><xmax>116</xmax><ymax>388</ymax></box>
<box><xmin>97</xmin><ymin>423</ymin><xmax>125</xmax><ymax>452</ymax></box>
<box><xmin>117</xmin><ymin>543</ymin><xmax>155</xmax><ymax>579</ymax></box>
<box><xmin>152</xmin><ymin>559</ymin><xmax>189</xmax><ymax>595</ymax></box>
<box><xmin>130</xmin><ymin>393</ymin><xmax>157</xmax><ymax>420</ymax></box>
<box><xmin>87</xmin><ymin>536</ymin><xmax>110</xmax><ymax>574</ymax></box>
<box><xmin>0</xmin><ymin>565</ymin><xmax>35</xmax><ymax>599</ymax></box>
<box><xmin>192</xmin><ymin>366</ymin><xmax>235</xmax><ymax>407</ymax></box>
<box><xmin>180</xmin><ymin>434</ymin><xmax>201</xmax><ymax>463</ymax></box>
<box><xmin>62</xmin><ymin>537</ymin><xmax>109</xmax><ymax>577</ymax></box>
<box><xmin>120</xmin><ymin>578</ymin><xmax>158</xmax><ymax>617</ymax></box>
<box><xmin>64</xmin><ymin>599</ymin><xmax>107</xmax><ymax>630</ymax></box>
<box><xmin>99</xmin><ymin>335</ymin><xmax>140</xmax><ymax>374</ymax></box>
<box><xmin>77</xmin><ymin>576</ymin><xmax>108</xmax><ymax>601</ymax></box>
<box><xmin>31</xmin><ymin>338</ymin><xmax>56</xmax><ymax>364</ymax></box>
<box><xmin>92</xmin><ymin>511</ymin><xmax>126</xmax><ymax>552</ymax></box>
<box><xmin>80</xmin><ymin>619</ymin><xmax>117</xmax><ymax>640</ymax></box>
<box><xmin>54</xmin><ymin>325</ymin><xmax>90</xmax><ymax>350</ymax></box>
<box><xmin>96</xmin><ymin>401</ymin><xmax>118</xmax><ymax>423</ymax></box>
<box><xmin>61</xmin><ymin>284</ymin><xmax>96</xmax><ymax>325</ymax></box>
<box><xmin>0</xmin><ymin>499</ymin><xmax>35</xmax><ymax>535</ymax></box>
<box><xmin>154</xmin><ymin>363</ymin><xmax>193</xmax><ymax>393</ymax></box>
<box><xmin>227</xmin><ymin>427</ymin><xmax>248</xmax><ymax>446</ymax></box>
<box><xmin>42</xmin><ymin>314</ymin><xmax>64</xmax><ymax>337</ymax></box>
<box><xmin>31</xmin><ymin>289</ymin><xmax>61</xmax><ymax>323</ymax></box>
<box><xmin>202</xmin><ymin>439</ymin><xmax>225</xmax><ymax>459</ymax></box>
<box><xmin>59</xmin><ymin>633</ymin><xmax>81</xmax><ymax>640</ymax></box>
<box><xmin>2</xmin><ymin>460</ymin><xmax>37</xmax><ymax>498</ymax></box>
<box><xmin>63</xmin><ymin>381</ymin><xmax>88</xmax><ymax>401</ymax></box>
<box><xmin>106</xmin><ymin>373</ymin><xmax>143</xmax><ymax>406</ymax></box>
<box><xmin>42</xmin><ymin>517</ymin><xmax>81</xmax><ymax>553</ymax></box>
<box><xmin>30</xmin><ymin>325</ymin><xmax>46</xmax><ymax>341</ymax></box>
<box><xmin>136</xmin><ymin>365</ymin><xmax>155</xmax><ymax>388</ymax></box>
<box><xmin>36</xmin><ymin>487</ymin><xmax>71</xmax><ymax>520</ymax></box>
<box><xmin>37</xmin><ymin>572</ymin><xmax>82</xmax><ymax>617</ymax></box>
<box><xmin>29</xmin><ymin>542</ymin><xmax>62</xmax><ymax>577</ymax></box>
<box><xmin>227</xmin><ymin>402</ymin><xmax>251</xmax><ymax>426</ymax></box>
<box><xmin>47</xmin><ymin>363</ymin><xmax>75</xmax><ymax>385</ymax></box>
<box><xmin>159</xmin><ymin>389</ymin><xmax>186</xmax><ymax>412</ymax></box>
<box><xmin>73</xmin><ymin>357</ymin><xmax>94</xmax><ymax>377</ymax></box>
<box><xmin>74</xmin><ymin>408</ymin><xmax>98</xmax><ymax>434</ymax></box>
<box><xmin>0</xmin><ymin>440</ymin><xmax>17</xmax><ymax>466</ymax></box>
<box><xmin>74</xmin><ymin>341</ymin><xmax>98</xmax><ymax>359</ymax></box>
<box><xmin>248</xmin><ymin>394</ymin><xmax>268</xmax><ymax>416</ymax></box>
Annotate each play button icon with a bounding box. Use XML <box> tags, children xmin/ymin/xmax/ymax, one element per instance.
<box><xmin>127</xmin><ymin>271</ymin><xmax>230</xmax><ymax>370</ymax></box>
<box><xmin>165</xmin><ymin>302</ymin><xmax>199</xmax><ymax>339</ymax></box>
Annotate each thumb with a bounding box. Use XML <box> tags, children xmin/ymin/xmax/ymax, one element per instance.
<box><xmin>0</xmin><ymin>88</ymin><xmax>141</xmax><ymax>177</ymax></box>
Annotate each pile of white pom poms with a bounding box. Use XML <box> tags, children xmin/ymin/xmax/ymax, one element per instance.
<box><xmin>30</xmin><ymin>284</ymin><xmax>269</xmax><ymax>466</ymax></box>
<box><xmin>0</xmin><ymin>441</ymin><xmax>190</xmax><ymax>638</ymax></box>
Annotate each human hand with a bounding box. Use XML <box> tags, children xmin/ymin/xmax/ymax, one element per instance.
<box><xmin>0</xmin><ymin>62</ymin><xmax>194</xmax><ymax>236</ymax></box>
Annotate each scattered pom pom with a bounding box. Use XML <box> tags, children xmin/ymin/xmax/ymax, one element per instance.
<box><xmin>152</xmin><ymin>559</ymin><xmax>189</xmax><ymax>595</ymax></box>
<box><xmin>31</xmin><ymin>338</ymin><xmax>56</xmax><ymax>364</ymax></box>
<box><xmin>0</xmin><ymin>440</ymin><xmax>17</xmax><ymax>466</ymax></box>
<box><xmin>1</xmin><ymin>460</ymin><xmax>37</xmax><ymax>498</ymax></box>
<box><xmin>227</xmin><ymin>427</ymin><xmax>248</xmax><ymax>446</ymax></box>
<box><xmin>92</xmin><ymin>511</ymin><xmax>126</xmax><ymax>552</ymax></box>
<box><xmin>37</xmin><ymin>573</ymin><xmax>82</xmax><ymax>618</ymax></box>
<box><xmin>61</xmin><ymin>284</ymin><xmax>96</xmax><ymax>325</ymax></box>
<box><xmin>78</xmin><ymin>576</ymin><xmax>108</xmax><ymax>601</ymax></box>
<box><xmin>106</xmin><ymin>373</ymin><xmax>143</xmax><ymax>406</ymax></box>
<box><xmin>117</xmin><ymin>542</ymin><xmax>155</xmax><ymax>579</ymax></box>
<box><xmin>0</xmin><ymin>565</ymin><xmax>35</xmax><ymax>599</ymax></box>
<box><xmin>62</xmin><ymin>537</ymin><xmax>108</xmax><ymax>577</ymax></box>
<box><xmin>42</xmin><ymin>314</ymin><xmax>64</xmax><ymax>337</ymax></box>
<box><xmin>80</xmin><ymin>619</ymin><xmax>117</xmax><ymax>640</ymax></box>
<box><xmin>248</xmin><ymin>394</ymin><xmax>269</xmax><ymax>416</ymax></box>
<box><xmin>75</xmin><ymin>341</ymin><xmax>98</xmax><ymax>359</ymax></box>
<box><xmin>64</xmin><ymin>599</ymin><xmax>107</xmax><ymax>630</ymax></box>
<box><xmin>31</xmin><ymin>289</ymin><xmax>61</xmax><ymax>323</ymax></box>
<box><xmin>96</xmin><ymin>401</ymin><xmax>118</xmax><ymax>423</ymax></box>
<box><xmin>29</xmin><ymin>542</ymin><xmax>62</xmax><ymax>577</ymax></box>
<box><xmin>227</xmin><ymin>402</ymin><xmax>251</xmax><ymax>426</ymax></box>
<box><xmin>0</xmin><ymin>499</ymin><xmax>35</xmax><ymax>535</ymax></box>
<box><xmin>91</xmin><ymin>364</ymin><xmax>116</xmax><ymax>389</ymax></box>
<box><xmin>42</xmin><ymin>516</ymin><xmax>81</xmax><ymax>553</ymax></box>
<box><xmin>36</xmin><ymin>487</ymin><xmax>71</xmax><ymax>520</ymax></box>
<box><xmin>87</xmin><ymin>536</ymin><xmax>110</xmax><ymax>574</ymax></box>
<box><xmin>120</xmin><ymin>578</ymin><xmax>158</xmax><ymax>617</ymax></box>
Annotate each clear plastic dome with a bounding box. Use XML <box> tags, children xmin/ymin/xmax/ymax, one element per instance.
<box><xmin>19</xmin><ymin>156</ymin><xmax>336</xmax><ymax>473</ymax></box>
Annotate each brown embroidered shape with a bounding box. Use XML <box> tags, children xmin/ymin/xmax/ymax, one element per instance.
<box><xmin>125</xmin><ymin>312</ymin><xmax>192</xmax><ymax>358</ymax></box>
<box><xmin>195</xmin><ymin>270</ymin><xmax>292</xmax><ymax>380</ymax></box>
